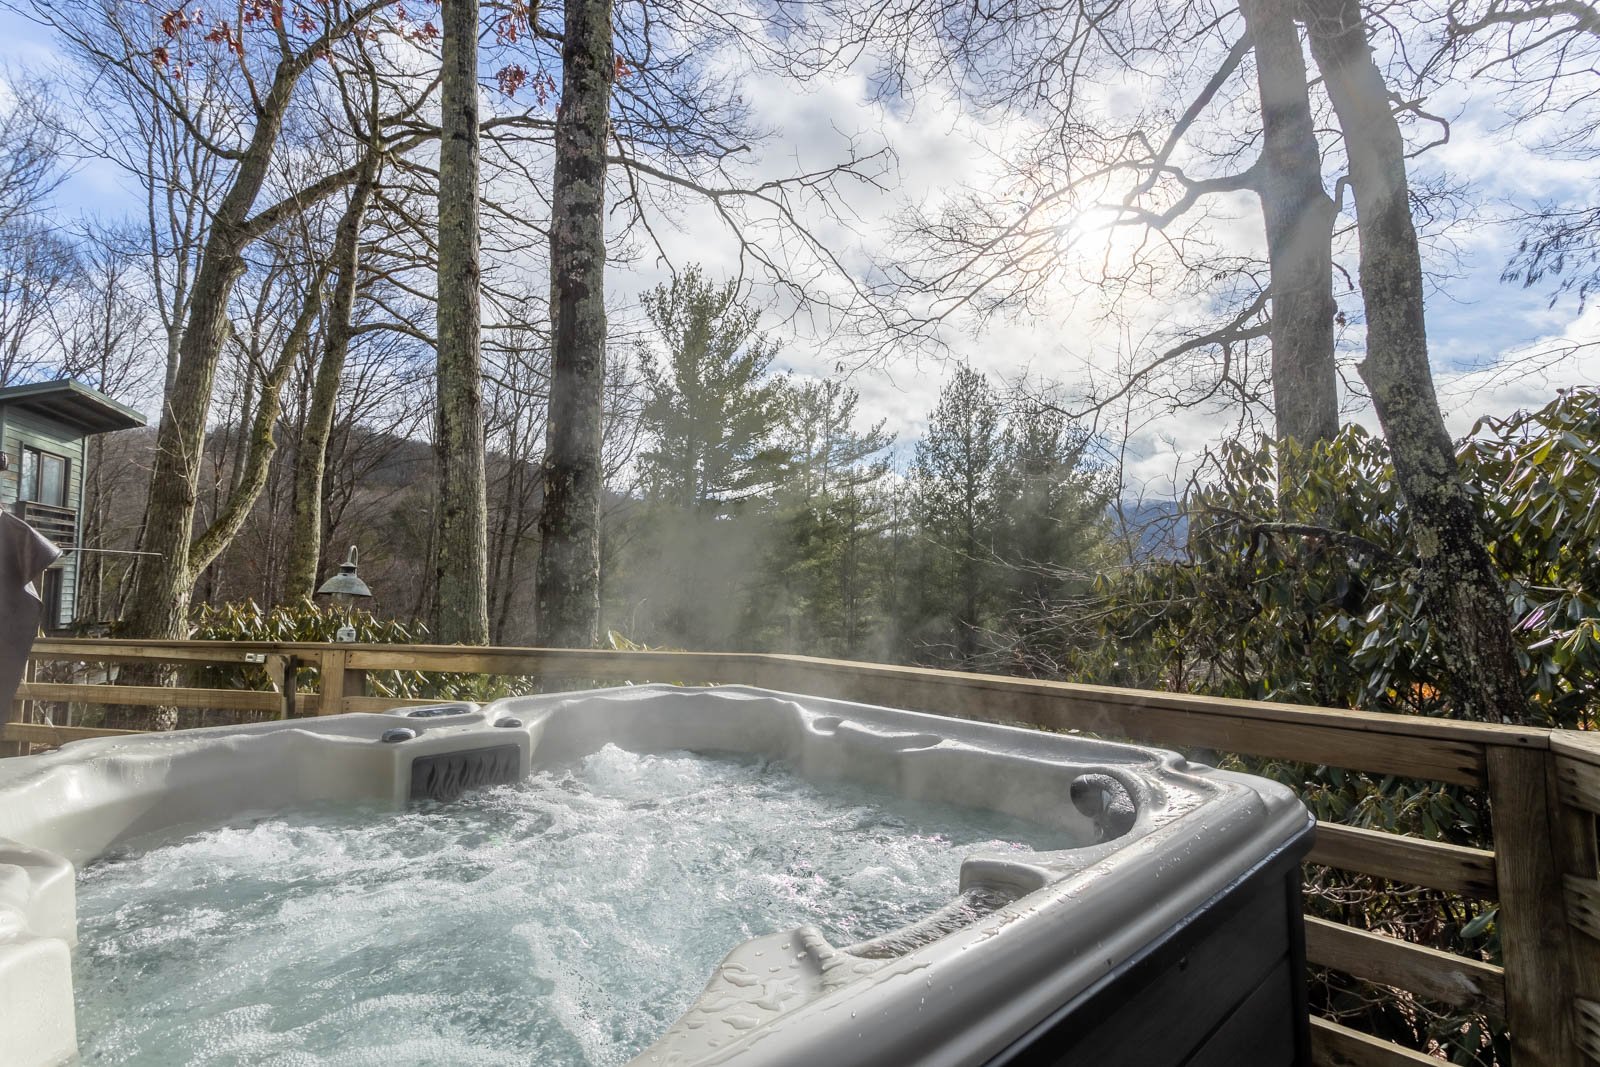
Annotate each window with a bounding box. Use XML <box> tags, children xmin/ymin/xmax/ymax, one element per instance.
<box><xmin>19</xmin><ymin>447</ymin><xmax>68</xmax><ymax>507</ymax></box>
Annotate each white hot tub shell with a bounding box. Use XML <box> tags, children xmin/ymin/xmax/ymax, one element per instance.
<box><xmin>0</xmin><ymin>684</ymin><xmax>1314</xmax><ymax>1066</ymax></box>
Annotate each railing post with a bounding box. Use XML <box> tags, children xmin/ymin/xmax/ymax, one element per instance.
<box><xmin>283</xmin><ymin>655</ymin><xmax>299</xmax><ymax>719</ymax></box>
<box><xmin>1487</xmin><ymin>743</ymin><xmax>1583</xmax><ymax>1067</ymax></box>
<box><xmin>1</xmin><ymin>698</ymin><xmax>22</xmax><ymax>757</ymax></box>
<box><xmin>1551</xmin><ymin>733</ymin><xmax>1600</xmax><ymax>1066</ymax></box>
<box><xmin>264</xmin><ymin>654</ymin><xmax>298</xmax><ymax>720</ymax></box>
<box><xmin>2</xmin><ymin>658</ymin><xmax>36</xmax><ymax>757</ymax></box>
<box><xmin>316</xmin><ymin>648</ymin><xmax>365</xmax><ymax>715</ymax></box>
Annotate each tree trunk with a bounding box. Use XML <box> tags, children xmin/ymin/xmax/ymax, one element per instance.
<box><xmin>1303</xmin><ymin>0</ymin><xmax>1532</xmax><ymax>725</ymax></box>
<box><xmin>960</xmin><ymin>506</ymin><xmax>979</xmax><ymax>660</ymax></box>
<box><xmin>106</xmin><ymin>238</ymin><xmax>241</xmax><ymax>713</ymax></box>
<box><xmin>75</xmin><ymin>434</ymin><xmax>101</xmax><ymax>625</ymax></box>
<box><xmin>106</xmin><ymin>243</ymin><xmax>328</xmax><ymax>729</ymax></box>
<box><xmin>120</xmin><ymin>234</ymin><xmax>245</xmax><ymax>640</ymax></box>
<box><xmin>284</xmin><ymin>169</ymin><xmax>376</xmax><ymax>603</ymax></box>
<box><xmin>536</xmin><ymin>0</ymin><xmax>615</xmax><ymax>649</ymax></box>
<box><xmin>434</xmin><ymin>0</ymin><xmax>491</xmax><ymax>644</ymax></box>
<box><xmin>1242</xmin><ymin>0</ymin><xmax>1339</xmax><ymax>447</ymax></box>
<box><xmin>189</xmin><ymin>259</ymin><xmax>330</xmax><ymax>579</ymax></box>
<box><xmin>119</xmin><ymin>46</ymin><xmax>362</xmax><ymax>640</ymax></box>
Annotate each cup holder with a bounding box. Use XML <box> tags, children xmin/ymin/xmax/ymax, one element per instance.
<box><xmin>1070</xmin><ymin>773</ymin><xmax>1137</xmax><ymax>842</ymax></box>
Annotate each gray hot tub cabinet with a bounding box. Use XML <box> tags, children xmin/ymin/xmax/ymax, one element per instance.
<box><xmin>0</xmin><ymin>684</ymin><xmax>1314</xmax><ymax>1066</ymax></box>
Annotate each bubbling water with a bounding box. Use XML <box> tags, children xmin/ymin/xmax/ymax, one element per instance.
<box><xmin>73</xmin><ymin>744</ymin><xmax>1073</xmax><ymax>1065</ymax></box>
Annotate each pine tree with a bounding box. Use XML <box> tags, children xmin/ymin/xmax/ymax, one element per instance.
<box><xmin>992</xmin><ymin>398</ymin><xmax>1115</xmax><ymax>669</ymax></box>
<box><xmin>910</xmin><ymin>365</ymin><xmax>1002</xmax><ymax>662</ymax></box>
<box><xmin>994</xmin><ymin>399</ymin><xmax>1113</xmax><ymax>605</ymax></box>
<box><xmin>621</xmin><ymin>268</ymin><xmax>793</xmax><ymax>649</ymax></box>
<box><xmin>637</xmin><ymin>267</ymin><xmax>791</xmax><ymax>512</ymax></box>
<box><xmin>764</xmin><ymin>379</ymin><xmax>894</xmax><ymax>654</ymax></box>
<box><xmin>782</xmin><ymin>379</ymin><xmax>892</xmax><ymax>502</ymax></box>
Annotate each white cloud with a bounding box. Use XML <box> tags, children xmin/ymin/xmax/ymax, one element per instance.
<box><xmin>1437</xmin><ymin>304</ymin><xmax>1600</xmax><ymax>433</ymax></box>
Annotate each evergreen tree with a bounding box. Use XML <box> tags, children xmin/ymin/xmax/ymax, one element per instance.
<box><xmin>637</xmin><ymin>267</ymin><xmax>791</xmax><ymax>512</ymax></box>
<box><xmin>910</xmin><ymin>365</ymin><xmax>1002</xmax><ymax>662</ymax></box>
<box><xmin>782</xmin><ymin>379</ymin><xmax>892</xmax><ymax>502</ymax></box>
<box><xmin>995</xmin><ymin>399</ymin><xmax>1113</xmax><ymax>605</ymax></box>
<box><xmin>623</xmin><ymin>267</ymin><xmax>792</xmax><ymax>649</ymax></box>
<box><xmin>992</xmin><ymin>398</ymin><xmax>1115</xmax><ymax>669</ymax></box>
<box><xmin>762</xmin><ymin>379</ymin><xmax>894</xmax><ymax>654</ymax></box>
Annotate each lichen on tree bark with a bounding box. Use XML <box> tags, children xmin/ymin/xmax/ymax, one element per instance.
<box><xmin>284</xmin><ymin>160</ymin><xmax>378</xmax><ymax>604</ymax></box>
<box><xmin>434</xmin><ymin>0</ymin><xmax>491</xmax><ymax>644</ymax></box>
<box><xmin>535</xmin><ymin>0</ymin><xmax>615</xmax><ymax>649</ymax></box>
<box><xmin>1242</xmin><ymin>0</ymin><xmax>1340</xmax><ymax>450</ymax></box>
<box><xmin>1304</xmin><ymin>0</ymin><xmax>1532</xmax><ymax>725</ymax></box>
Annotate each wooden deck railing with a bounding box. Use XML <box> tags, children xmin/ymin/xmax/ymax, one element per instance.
<box><xmin>5</xmin><ymin>637</ymin><xmax>1597</xmax><ymax>1067</ymax></box>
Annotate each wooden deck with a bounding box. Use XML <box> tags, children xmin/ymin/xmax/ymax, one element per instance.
<box><xmin>6</xmin><ymin>637</ymin><xmax>1599</xmax><ymax>1067</ymax></box>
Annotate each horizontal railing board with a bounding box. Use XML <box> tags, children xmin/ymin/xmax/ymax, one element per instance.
<box><xmin>754</xmin><ymin>654</ymin><xmax>1548</xmax><ymax>748</ymax></box>
<box><xmin>1</xmin><ymin>723</ymin><xmax>144</xmax><ymax>745</ymax></box>
<box><xmin>16</xmin><ymin>682</ymin><xmax>282</xmax><ymax>712</ymax></box>
<box><xmin>1557</xmin><ymin>753</ymin><xmax>1600</xmax><ymax>817</ymax></box>
<box><xmin>1309</xmin><ymin>822</ymin><xmax>1498</xmax><ymax>899</ymax></box>
<box><xmin>751</xmin><ymin>660</ymin><xmax>1492</xmax><ymax>786</ymax></box>
<box><xmin>24</xmin><ymin>638</ymin><xmax>1554</xmax><ymax>740</ymax></box>
<box><xmin>1567</xmin><ymin>875</ymin><xmax>1600</xmax><ymax>944</ymax></box>
<box><xmin>1553</xmin><ymin>731</ymin><xmax>1600</xmax><ymax>767</ymax></box>
<box><xmin>18</xmin><ymin>637</ymin><xmax>1558</xmax><ymax>783</ymax></box>
<box><xmin>1576</xmin><ymin>998</ymin><xmax>1600</xmax><ymax>1064</ymax></box>
<box><xmin>1309</xmin><ymin>1017</ymin><xmax>1444</xmax><ymax>1066</ymax></box>
<box><xmin>342</xmin><ymin>646</ymin><xmax>759</xmax><ymax>683</ymax></box>
<box><xmin>28</xmin><ymin>639</ymin><xmax>276</xmax><ymax>666</ymax></box>
<box><xmin>1304</xmin><ymin>916</ymin><xmax>1505</xmax><ymax>1014</ymax></box>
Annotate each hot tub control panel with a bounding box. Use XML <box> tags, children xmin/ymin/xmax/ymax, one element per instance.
<box><xmin>404</xmin><ymin>702</ymin><xmax>478</xmax><ymax>718</ymax></box>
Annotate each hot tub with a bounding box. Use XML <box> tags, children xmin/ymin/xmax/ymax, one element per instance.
<box><xmin>0</xmin><ymin>684</ymin><xmax>1313</xmax><ymax>1066</ymax></box>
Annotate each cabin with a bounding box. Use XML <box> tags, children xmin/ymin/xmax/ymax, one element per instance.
<box><xmin>0</xmin><ymin>380</ymin><xmax>146</xmax><ymax>631</ymax></box>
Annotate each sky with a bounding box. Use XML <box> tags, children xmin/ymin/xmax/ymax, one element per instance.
<box><xmin>2</xmin><ymin>4</ymin><xmax>1596</xmax><ymax>499</ymax></box>
<box><xmin>603</xmin><ymin>27</ymin><xmax>1600</xmax><ymax>495</ymax></box>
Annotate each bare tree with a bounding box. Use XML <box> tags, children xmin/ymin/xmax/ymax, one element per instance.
<box><xmin>434</xmin><ymin>0</ymin><xmax>490</xmax><ymax>643</ymax></box>
<box><xmin>483</xmin><ymin>319</ymin><xmax>548</xmax><ymax>643</ymax></box>
<box><xmin>864</xmin><ymin>1</ymin><xmax>1344</xmax><ymax>443</ymax></box>
<box><xmin>1304</xmin><ymin>0</ymin><xmax>1532</xmax><ymax>726</ymax></box>
<box><xmin>0</xmin><ymin>90</ymin><xmax>78</xmax><ymax>385</ymax></box>
<box><xmin>0</xmin><ymin>87</ymin><xmax>67</xmax><ymax>233</ymax></box>
<box><xmin>54</xmin><ymin>47</ymin><xmax>228</xmax><ymax>398</ymax></box>
<box><xmin>1242</xmin><ymin>0</ymin><xmax>1339</xmax><ymax>446</ymax></box>
<box><xmin>0</xmin><ymin>221</ymin><xmax>79</xmax><ymax>386</ymax></box>
<box><xmin>535</xmin><ymin>0</ymin><xmax>615</xmax><ymax>648</ymax></box>
<box><xmin>281</xmin><ymin>55</ymin><xmax>392</xmax><ymax>603</ymax></box>
<box><xmin>1429</xmin><ymin>2</ymin><xmax>1600</xmax><ymax>308</ymax></box>
<box><xmin>21</xmin><ymin>0</ymin><xmax>424</xmax><ymax>639</ymax></box>
<box><xmin>281</xmin><ymin>161</ymin><xmax>381</xmax><ymax>602</ymax></box>
<box><xmin>58</xmin><ymin>226</ymin><xmax>160</xmax><ymax>623</ymax></box>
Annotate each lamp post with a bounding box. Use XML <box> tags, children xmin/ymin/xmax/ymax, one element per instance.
<box><xmin>316</xmin><ymin>545</ymin><xmax>372</xmax><ymax>642</ymax></box>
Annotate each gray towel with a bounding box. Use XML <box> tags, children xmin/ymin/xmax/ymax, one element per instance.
<box><xmin>1</xmin><ymin>510</ymin><xmax>62</xmax><ymax>717</ymax></box>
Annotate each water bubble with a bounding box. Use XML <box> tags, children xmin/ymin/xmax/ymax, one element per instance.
<box><xmin>72</xmin><ymin>744</ymin><xmax>1069</xmax><ymax>1066</ymax></box>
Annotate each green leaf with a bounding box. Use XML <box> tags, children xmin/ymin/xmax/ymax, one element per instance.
<box><xmin>1460</xmin><ymin>908</ymin><xmax>1498</xmax><ymax>940</ymax></box>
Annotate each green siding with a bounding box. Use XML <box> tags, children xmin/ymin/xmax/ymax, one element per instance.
<box><xmin>1</xmin><ymin>406</ymin><xmax>87</xmax><ymax>629</ymax></box>
<box><xmin>0</xmin><ymin>409</ymin><xmax>10</xmax><ymax>506</ymax></box>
